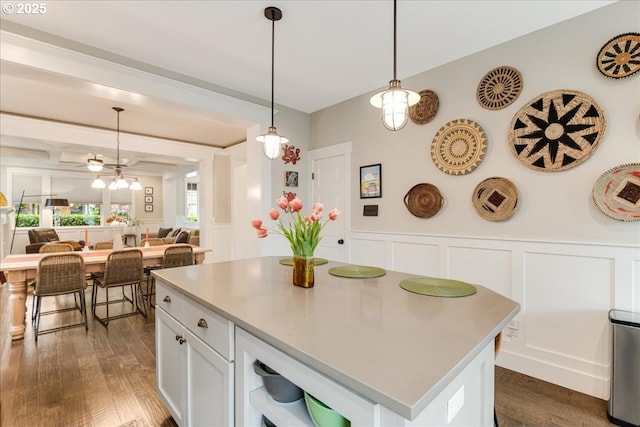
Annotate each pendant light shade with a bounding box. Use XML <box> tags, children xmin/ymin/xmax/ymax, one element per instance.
<box><xmin>370</xmin><ymin>0</ymin><xmax>419</xmax><ymax>131</ymax></box>
<box><xmin>92</xmin><ymin>176</ymin><xmax>106</xmax><ymax>189</ymax></box>
<box><xmin>257</xmin><ymin>6</ymin><xmax>288</xmax><ymax>160</ymax></box>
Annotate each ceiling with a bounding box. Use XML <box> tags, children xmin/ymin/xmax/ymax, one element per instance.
<box><xmin>0</xmin><ymin>0</ymin><xmax>615</xmax><ymax>172</ymax></box>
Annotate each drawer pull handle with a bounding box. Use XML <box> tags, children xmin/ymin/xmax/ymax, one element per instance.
<box><xmin>163</xmin><ymin>296</ymin><xmax>172</xmax><ymax>303</ymax></box>
<box><xmin>197</xmin><ymin>319</ymin><xmax>208</xmax><ymax>328</ymax></box>
<box><xmin>178</xmin><ymin>337</ymin><xmax>186</xmax><ymax>345</ymax></box>
<box><xmin>175</xmin><ymin>334</ymin><xmax>181</xmax><ymax>341</ymax></box>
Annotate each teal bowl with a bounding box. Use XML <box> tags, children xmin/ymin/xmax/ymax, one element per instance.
<box><xmin>304</xmin><ymin>392</ymin><xmax>350</xmax><ymax>427</ymax></box>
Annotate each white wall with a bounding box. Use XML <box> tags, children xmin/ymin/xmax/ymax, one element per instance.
<box><xmin>310</xmin><ymin>1</ymin><xmax>640</xmax><ymax>400</ymax></box>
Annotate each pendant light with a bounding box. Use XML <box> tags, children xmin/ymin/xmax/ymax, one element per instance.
<box><xmin>256</xmin><ymin>6</ymin><xmax>289</xmax><ymax>159</ymax></box>
<box><xmin>370</xmin><ymin>0</ymin><xmax>419</xmax><ymax>131</ymax></box>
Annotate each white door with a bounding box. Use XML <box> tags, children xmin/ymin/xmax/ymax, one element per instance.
<box><xmin>310</xmin><ymin>143</ymin><xmax>351</xmax><ymax>262</ymax></box>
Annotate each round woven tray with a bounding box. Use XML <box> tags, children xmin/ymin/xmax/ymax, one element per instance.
<box><xmin>472</xmin><ymin>177</ymin><xmax>519</xmax><ymax>221</ymax></box>
<box><xmin>431</xmin><ymin>119</ymin><xmax>487</xmax><ymax>175</ymax></box>
<box><xmin>596</xmin><ymin>32</ymin><xmax>640</xmax><ymax>79</ymax></box>
<box><xmin>508</xmin><ymin>89</ymin><xmax>606</xmax><ymax>172</ymax></box>
<box><xmin>592</xmin><ymin>163</ymin><xmax>640</xmax><ymax>222</ymax></box>
<box><xmin>476</xmin><ymin>65</ymin><xmax>523</xmax><ymax>110</ymax></box>
<box><xmin>409</xmin><ymin>89</ymin><xmax>439</xmax><ymax>124</ymax></box>
<box><xmin>404</xmin><ymin>183</ymin><xmax>444</xmax><ymax>218</ymax></box>
<box><xmin>328</xmin><ymin>265</ymin><xmax>386</xmax><ymax>279</ymax></box>
<box><xmin>399</xmin><ymin>277</ymin><xmax>477</xmax><ymax>298</ymax></box>
<box><xmin>279</xmin><ymin>257</ymin><xmax>329</xmax><ymax>266</ymax></box>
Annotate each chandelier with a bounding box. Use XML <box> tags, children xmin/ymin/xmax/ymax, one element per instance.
<box><xmin>91</xmin><ymin>107</ymin><xmax>142</xmax><ymax>191</ymax></box>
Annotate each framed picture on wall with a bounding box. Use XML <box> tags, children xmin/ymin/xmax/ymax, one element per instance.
<box><xmin>145</xmin><ymin>204</ymin><xmax>153</xmax><ymax>212</ymax></box>
<box><xmin>145</xmin><ymin>187</ymin><xmax>153</xmax><ymax>195</ymax></box>
<box><xmin>285</xmin><ymin>171</ymin><xmax>299</xmax><ymax>187</ymax></box>
<box><xmin>145</xmin><ymin>195</ymin><xmax>153</xmax><ymax>203</ymax></box>
<box><xmin>360</xmin><ymin>163</ymin><xmax>382</xmax><ymax>198</ymax></box>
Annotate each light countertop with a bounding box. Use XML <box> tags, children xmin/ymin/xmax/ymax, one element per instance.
<box><xmin>153</xmin><ymin>256</ymin><xmax>520</xmax><ymax>420</ymax></box>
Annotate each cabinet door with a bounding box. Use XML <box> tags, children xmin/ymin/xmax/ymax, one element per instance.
<box><xmin>185</xmin><ymin>329</ymin><xmax>234</xmax><ymax>427</ymax></box>
<box><xmin>156</xmin><ymin>308</ymin><xmax>186</xmax><ymax>426</ymax></box>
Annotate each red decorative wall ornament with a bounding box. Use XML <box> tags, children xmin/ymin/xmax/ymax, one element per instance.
<box><xmin>283</xmin><ymin>190</ymin><xmax>297</xmax><ymax>202</ymax></box>
<box><xmin>282</xmin><ymin>145</ymin><xmax>301</xmax><ymax>164</ymax></box>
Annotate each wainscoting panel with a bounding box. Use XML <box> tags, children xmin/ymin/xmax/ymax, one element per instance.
<box><xmin>350</xmin><ymin>238</ymin><xmax>386</xmax><ymax>267</ymax></box>
<box><xmin>390</xmin><ymin>241</ymin><xmax>439</xmax><ymax>277</ymax></box>
<box><xmin>348</xmin><ymin>230</ymin><xmax>639</xmax><ymax>400</ymax></box>
<box><xmin>448</xmin><ymin>246</ymin><xmax>512</xmax><ymax>298</ymax></box>
<box><xmin>522</xmin><ymin>252</ymin><xmax>612</xmax><ymax>369</ymax></box>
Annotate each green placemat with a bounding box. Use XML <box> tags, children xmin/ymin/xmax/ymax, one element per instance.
<box><xmin>399</xmin><ymin>277</ymin><xmax>477</xmax><ymax>297</ymax></box>
<box><xmin>279</xmin><ymin>257</ymin><xmax>329</xmax><ymax>266</ymax></box>
<box><xmin>328</xmin><ymin>265</ymin><xmax>386</xmax><ymax>278</ymax></box>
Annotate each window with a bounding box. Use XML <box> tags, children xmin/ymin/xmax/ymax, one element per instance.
<box><xmin>186</xmin><ymin>182</ymin><xmax>198</xmax><ymax>222</ymax></box>
<box><xmin>63</xmin><ymin>203</ymin><xmax>102</xmax><ymax>226</ymax></box>
<box><xmin>14</xmin><ymin>202</ymin><xmax>40</xmax><ymax>228</ymax></box>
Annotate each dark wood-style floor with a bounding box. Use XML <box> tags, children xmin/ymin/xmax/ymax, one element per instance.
<box><xmin>0</xmin><ymin>284</ymin><xmax>614</xmax><ymax>427</ymax></box>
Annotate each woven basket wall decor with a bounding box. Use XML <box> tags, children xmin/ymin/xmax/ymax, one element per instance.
<box><xmin>409</xmin><ymin>90</ymin><xmax>439</xmax><ymax>124</ymax></box>
<box><xmin>592</xmin><ymin>163</ymin><xmax>640</xmax><ymax>222</ymax></box>
<box><xmin>508</xmin><ymin>89</ymin><xmax>606</xmax><ymax>172</ymax></box>
<box><xmin>596</xmin><ymin>32</ymin><xmax>640</xmax><ymax>79</ymax></box>
<box><xmin>476</xmin><ymin>66</ymin><xmax>523</xmax><ymax>110</ymax></box>
<box><xmin>404</xmin><ymin>183</ymin><xmax>444</xmax><ymax>218</ymax></box>
<box><xmin>431</xmin><ymin>119</ymin><xmax>487</xmax><ymax>175</ymax></box>
<box><xmin>472</xmin><ymin>177</ymin><xmax>519</xmax><ymax>221</ymax></box>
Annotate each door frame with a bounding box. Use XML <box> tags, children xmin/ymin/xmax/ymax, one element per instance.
<box><xmin>309</xmin><ymin>141</ymin><xmax>352</xmax><ymax>262</ymax></box>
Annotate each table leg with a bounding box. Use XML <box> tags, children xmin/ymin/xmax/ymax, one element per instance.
<box><xmin>7</xmin><ymin>271</ymin><xmax>27</xmax><ymax>340</ymax></box>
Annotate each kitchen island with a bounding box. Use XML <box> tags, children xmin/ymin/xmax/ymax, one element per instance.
<box><xmin>152</xmin><ymin>256</ymin><xmax>519</xmax><ymax>427</ymax></box>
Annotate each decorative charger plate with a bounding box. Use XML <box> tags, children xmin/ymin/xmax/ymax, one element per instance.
<box><xmin>472</xmin><ymin>177</ymin><xmax>519</xmax><ymax>221</ymax></box>
<box><xmin>431</xmin><ymin>119</ymin><xmax>487</xmax><ymax>175</ymax></box>
<box><xmin>508</xmin><ymin>90</ymin><xmax>606</xmax><ymax>172</ymax></box>
<box><xmin>404</xmin><ymin>183</ymin><xmax>444</xmax><ymax>218</ymax></box>
<box><xmin>596</xmin><ymin>32</ymin><xmax>640</xmax><ymax>79</ymax></box>
<box><xmin>476</xmin><ymin>65</ymin><xmax>523</xmax><ymax>110</ymax></box>
<box><xmin>409</xmin><ymin>89</ymin><xmax>439</xmax><ymax>125</ymax></box>
<box><xmin>328</xmin><ymin>265</ymin><xmax>386</xmax><ymax>279</ymax></box>
<box><xmin>279</xmin><ymin>257</ymin><xmax>329</xmax><ymax>266</ymax></box>
<box><xmin>399</xmin><ymin>277</ymin><xmax>477</xmax><ymax>297</ymax></box>
<box><xmin>592</xmin><ymin>163</ymin><xmax>640</xmax><ymax>222</ymax></box>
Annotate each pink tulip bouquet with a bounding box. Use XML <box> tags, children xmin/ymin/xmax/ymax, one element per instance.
<box><xmin>252</xmin><ymin>195</ymin><xmax>340</xmax><ymax>257</ymax></box>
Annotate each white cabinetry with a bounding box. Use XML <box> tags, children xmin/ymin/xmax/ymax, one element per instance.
<box><xmin>155</xmin><ymin>281</ymin><xmax>234</xmax><ymax>427</ymax></box>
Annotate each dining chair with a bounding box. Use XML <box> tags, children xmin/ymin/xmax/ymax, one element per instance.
<box><xmin>31</xmin><ymin>242</ymin><xmax>75</xmax><ymax>320</ymax></box>
<box><xmin>39</xmin><ymin>242</ymin><xmax>75</xmax><ymax>253</ymax></box>
<box><xmin>92</xmin><ymin>241</ymin><xmax>114</xmax><ymax>250</ymax></box>
<box><xmin>91</xmin><ymin>249</ymin><xmax>146</xmax><ymax>327</ymax></box>
<box><xmin>142</xmin><ymin>244</ymin><xmax>193</xmax><ymax>306</ymax></box>
<box><xmin>139</xmin><ymin>238</ymin><xmax>164</xmax><ymax>246</ymax></box>
<box><xmin>32</xmin><ymin>252</ymin><xmax>88</xmax><ymax>341</ymax></box>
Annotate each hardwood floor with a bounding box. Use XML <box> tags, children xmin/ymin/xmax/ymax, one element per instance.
<box><xmin>1</xmin><ymin>284</ymin><xmax>614</xmax><ymax>427</ymax></box>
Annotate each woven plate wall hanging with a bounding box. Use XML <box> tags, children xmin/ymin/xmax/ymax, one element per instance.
<box><xmin>508</xmin><ymin>89</ymin><xmax>606</xmax><ymax>172</ymax></box>
<box><xmin>596</xmin><ymin>32</ymin><xmax>640</xmax><ymax>79</ymax></box>
<box><xmin>592</xmin><ymin>163</ymin><xmax>640</xmax><ymax>222</ymax></box>
<box><xmin>431</xmin><ymin>119</ymin><xmax>487</xmax><ymax>175</ymax></box>
<box><xmin>476</xmin><ymin>65</ymin><xmax>523</xmax><ymax>110</ymax></box>
<box><xmin>404</xmin><ymin>183</ymin><xmax>444</xmax><ymax>218</ymax></box>
<box><xmin>472</xmin><ymin>177</ymin><xmax>519</xmax><ymax>221</ymax></box>
<box><xmin>409</xmin><ymin>89</ymin><xmax>439</xmax><ymax>124</ymax></box>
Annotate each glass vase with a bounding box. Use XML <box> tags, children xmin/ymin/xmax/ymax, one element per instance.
<box><xmin>292</xmin><ymin>255</ymin><xmax>314</xmax><ymax>288</ymax></box>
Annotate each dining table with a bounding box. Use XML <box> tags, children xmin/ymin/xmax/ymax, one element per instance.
<box><xmin>0</xmin><ymin>244</ymin><xmax>210</xmax><ymax>341</ymax></box>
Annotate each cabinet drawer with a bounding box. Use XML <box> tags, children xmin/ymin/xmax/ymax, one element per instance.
<box><xmin>155</xmin><ymin>280</ymin><xmax>185</xmax><ymax>321</ymax></box>
<box><xmin>184</xmin><ymin>297</ymin><xmax>234</xmax><ymax>362</ymax></box>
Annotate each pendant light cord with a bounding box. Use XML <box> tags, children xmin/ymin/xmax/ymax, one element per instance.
<box><xmin>393</xmin><ymin>0</ymin><xmax>397</xmax><ymax>81</ymax></box>
<box><xmin>270</xmin><ymin>17</ymin><xmax>275</xmax><ymax>128</ymax></box>
<box><xmin>116</xmin><ymin>109</ymin><xmax>121</xmax><ymax>165</ymax></box>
